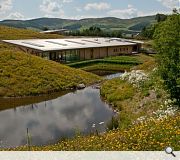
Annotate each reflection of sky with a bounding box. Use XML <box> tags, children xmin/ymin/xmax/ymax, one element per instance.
<box><xmin>105</xmin><ymin>73</ymin><xmax>123</xmax><ymax>80</ymax></box>
<box><xmin>0</xmin><ymin>87</ymin><xmax>114</xmax><ymax>148</ymax></box>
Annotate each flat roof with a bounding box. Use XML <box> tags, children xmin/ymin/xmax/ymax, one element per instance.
<box><xmin>40</xmin><ymin>29</ymin><xmax>68</xmax><ymax>34</ymax></box>
<box><xmin>2</xmin><ymin>38</ymin><xmax>143</xmax><ymax>52</ymax></box>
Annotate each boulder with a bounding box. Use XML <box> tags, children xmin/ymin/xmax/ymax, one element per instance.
<box><xmin>77</xmin><ymin>83</ymin><xmax>86</xmax><ymax>89</ymax></box>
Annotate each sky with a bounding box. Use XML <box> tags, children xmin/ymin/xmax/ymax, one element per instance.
<box><xmin>0</xmin><ymin>0</ymin><xmax>179</xmax><ymax>20</ymax></box>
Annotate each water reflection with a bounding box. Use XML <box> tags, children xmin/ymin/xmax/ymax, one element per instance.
<box><xmin>105</xmin><ymin>72</ymin><xmax>123</xmax><ymax>80</ymax></box>
<box><xmin>0</xmin><ymin>87</ymin><xmax>114</xmax><ymax>148</ymax></box>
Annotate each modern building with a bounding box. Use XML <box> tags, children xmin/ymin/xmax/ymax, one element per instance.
<box><xmin>2</xmin><ymin>38</ymin><xmax>143</xmax><ymax>63</ymax></box>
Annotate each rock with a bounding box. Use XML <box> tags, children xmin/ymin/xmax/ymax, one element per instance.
<box><xmin>93</xmin><ymin>85</ymin><xmax>100</xmax><ymax>89</ymax></box>
<box><xmin>77</xmin><ymin>83</ymin><xmax>86</xmax><ymax>89</ymax></box>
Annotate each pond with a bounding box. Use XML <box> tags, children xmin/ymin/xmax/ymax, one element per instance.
<box><xmin>0</xmin><ymin>72</ymin><xmax>123</xmax><ymax>148</ymax></box>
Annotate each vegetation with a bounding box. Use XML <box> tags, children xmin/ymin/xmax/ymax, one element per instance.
<box><xmin>3</xmin><ymin>53</ymin><xmax>179</xmax><ymax>151</ymax></box>
<box><xmin>1</xmin><ymin>13</ymin><xmax>179</xmax><ymax>151</ymax></box>
<box><xmin>154</xmin><ymin>12</ymin><xmax>180</xmax><ymax>106</ymax></box>
<box><xmin>68</xmin><ymin>56</ymin><xmax>142</xmax><ymax>72</ymax></box>
<box><xmin>0</xmin><ymin>16</ymin><xmax>156</xmax><ymax>33</ymax></box>
<box><xmin>0</xmin><ymin>25</ymin><xmax>62</xmax><ymax>40</ymax></box>
<box><xmin>138</xmin><ymin>13</ymin><xmax>167</xmax><ymax>39</ymax></box>
<box><xmin>0</xmin><ymin>25</ymin><xmax>100</xmax><ymax>98</ymax></box>
<box><xmin>100</xmin><ymin>70</ymin><xmax>165</xmax><ymax>129</ymax></box>
<box><xmin>0</xmin><ymin>49</ymin><xmax>100</xmax><ymax>97</ymax></box>
<box><xmin>66</xmin><ymin>26</ymin><xmax>122</xmax><ymax>38</ymax></box>
<box><xmin>68</xmin><ymin>57</ymin><xmax>141</xmax><ymax>68</ymax></box>
<box><xmin>155</xmin><ymin>13</ymin><xmax>167</xmax><ymax>22</ymax></box>
<box><xmin>81</xmin><ymin>64</ymin><xmax>134</xmax><ymax>72</ymax></box>
<box><xmin>140</xmin><ymin>24</ymin><xmax>156</xmax><ymax>39</ymax></box>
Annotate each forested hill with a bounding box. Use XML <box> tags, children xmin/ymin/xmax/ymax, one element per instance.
<box><xmin>0</xmin><ymin>15</ymin><xmax>156</xmax><ymax>32</ymax></box>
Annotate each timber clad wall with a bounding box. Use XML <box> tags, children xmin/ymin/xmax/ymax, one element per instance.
<box><xmin>100</xmin><ymin>47</ymin><xmax>107</xmax><ymax>58</ymax></box>
<box><xmin>16</xmin><ymin>45</ymin><xmax>136</xmax><ymax>61</ymax></box>
<box><xmin>78</xmin><ymin>45</ymin><xmax>134</xmax><ymax>60</ymax></box>
<box><xmin>80</xmin><ymin>49</ymin><xmax>85</xmax><ymax>59</ymax></box>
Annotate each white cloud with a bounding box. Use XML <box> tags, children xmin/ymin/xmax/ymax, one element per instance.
<box><xmin>40</xmin><ymin>0</ymin><xmax>73</xmax><ymax>17</ymax></box>
<box><xmin>62</xmin><ymin>0</ymin><xmax>73</xmax><ymax>3</ymax></box>
<box><xmin>84</xmin><ymin>2</ymin><xmax>110</xmax><ymax>11</ymax></box>
<box><xmin>40</xmin><ymin>0</ymin><xmax>63</xmax><ymax>13</ymax></box>
<box><xmin>157</xmin><ymin>0</ymin><xmax>179</xmax><ymax>9</ymax></box>
<box><xmin>64</xmin><ymin>15</ymin><xmax>101</xmax><ymax>20</ymax></box>
<box><xmin>6</xmin><ymin>12</ymin><xmax>25</xmax><ymax>20</ymax></box>
<box><xmin>107</xmin><ymin>4</ymin><xmax>138</xmax><ymax>19</ymax></box>
<box><xmin>0</xmin><ymin>0</ymin><xmax>12</xmax><ymax>14</ymax></box>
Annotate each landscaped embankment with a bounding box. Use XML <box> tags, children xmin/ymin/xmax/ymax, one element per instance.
<box><xmin>0</xmin><ymin>25</ymin><xmax>101</xmax><ymax>98</ymax></box>
<box><xmin>68</xmin><ymin>56</ymin><xmax>142</xmax><ymax>72</ymax></box>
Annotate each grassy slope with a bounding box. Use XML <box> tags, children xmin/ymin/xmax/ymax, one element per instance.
<box><xmin>0</xmin><ymin>25</ymin><xmax>61</xmax><ymax>40</ymax></box>
<box><xmin>100</xmin><ymin>54</ymin><xmax>158</xmax><ymax>128</ymax></box>
<box><xmin>0</xmin><ymin>26</ymin><xmax>100</xmax><ymax>97</ymax></box>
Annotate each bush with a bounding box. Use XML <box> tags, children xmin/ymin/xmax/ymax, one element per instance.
<box><xmin>153</xmin><ymin>13</ymin><xmax>180</xmax><ymax>106</ymax></box>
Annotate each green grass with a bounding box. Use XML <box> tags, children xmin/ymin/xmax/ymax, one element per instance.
<box><xmin>101</xmin><ymin>79</ymin><xmax>135</xmax><ymax>103</ymax></box>
<box><xmin>0</xmin><ymin>49</ymin><xmax>100</xmax><ymax>97</ymax></box>
<box><xmin>0</xmin><ymin>25</ymin><xmax>62</xmax><ymax>40</ymax></box>
<box><xmin>68</xmin><ymin>55</ymin><xmax>142</xmax><ymax>72</ymax></box>
<box><xmin>100</xmin><ymin>75</ymin><xmax>167</xmax><ymax>129</ymax></box>
<box><xmin>82</xmin><ymin>63</ymin><xmax>133</xmax><ymax>72</ymax></box>
<box><xmin>99</xmin><ymin>55</ymin><xmax>164</xmax><ymax>129</ymax></box>
<box><xmin>105</xmin><ymin>55</ymin><xmax>141</xmax><ymax>62</ymax></box>
<box><xmin>0</xmin><ymin>25</ymin><xmax>101</xmax><ymax>98</ymax></box>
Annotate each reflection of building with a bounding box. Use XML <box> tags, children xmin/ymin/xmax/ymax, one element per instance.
<box><xmin>3</xmin><ymin>38</ymin><xmax>143</xmax><ymax>63</ymax></box>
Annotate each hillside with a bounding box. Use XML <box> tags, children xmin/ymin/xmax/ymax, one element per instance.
<box><xmin>0</xmin><ymin>15</ymin><xmax>156</xmax><ymax>32</ymax></box>
<box><xmin>0</xmin><ymin>26</ymin><xmax>100</xmax><ymax>97</ymax></box>
<box><xmin>0</xmin><ymin>25</ymin><xmax>62</xmax><ymax>40</ymax></box>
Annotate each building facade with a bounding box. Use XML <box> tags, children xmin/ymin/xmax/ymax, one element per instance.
<box><xmin>3</xmin><ymin>38</ymin><xmax>142</xmax><ymax>63</ymax></box>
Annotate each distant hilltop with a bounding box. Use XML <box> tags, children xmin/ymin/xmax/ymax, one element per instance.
<box><xmin>0</xmin><ymin>15</ymin><xmax>156</xmax><ymax>33</ymax></box>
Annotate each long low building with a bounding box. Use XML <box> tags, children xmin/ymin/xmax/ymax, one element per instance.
<box><xmin>2</xmin><ymin>38</ymin><xmax>143</xmax><ymax>63</ymax></box>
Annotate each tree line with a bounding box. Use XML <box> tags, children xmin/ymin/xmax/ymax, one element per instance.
<box><xmin>64</xmin><ymin>26</ymin><xmax>122</xmax><ymax>38</ymax></box>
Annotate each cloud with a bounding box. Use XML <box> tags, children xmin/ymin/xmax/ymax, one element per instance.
<box><xmin>107</xmin><ymin>4</ymin><xmax>138</xmax><ymax>19</ymax></box>
<box><xmin>40</xmin><ymin>0</ymin><xmax>73</xmax><ymax>17</ymax></box>
<box><xmin>84</xmin><ymin>2</ymin><xmax>110</xmax><ymax>11</ymax></box>
<box><xmin>0</xmin><ymin>0</ymin><xmax>12</xmax><ymax>14</ymax></box>
<box><xmin>62</xmin><ymin>0</ymin><xmax>73</xmax><ymax>3</ymax></box>
<box><xmin>6</xmin><ymin>12</ymin><xmax>25</xmax><ymax>20</ymax></box>
<box><xmin>157</xmin><ymin>0</ymin><xmax>179</xmax><ymax>9</ymax></box>
<box><xmin>40</xmin><ymin>0</ymin><xmax>63</xmax><ymax>13</ymax></box>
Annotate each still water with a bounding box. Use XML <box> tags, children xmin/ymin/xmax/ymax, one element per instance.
<box><xmin>0</xmin><ymin>87</ymin><xmax>114</xmax><ymax>148</ymax></box>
